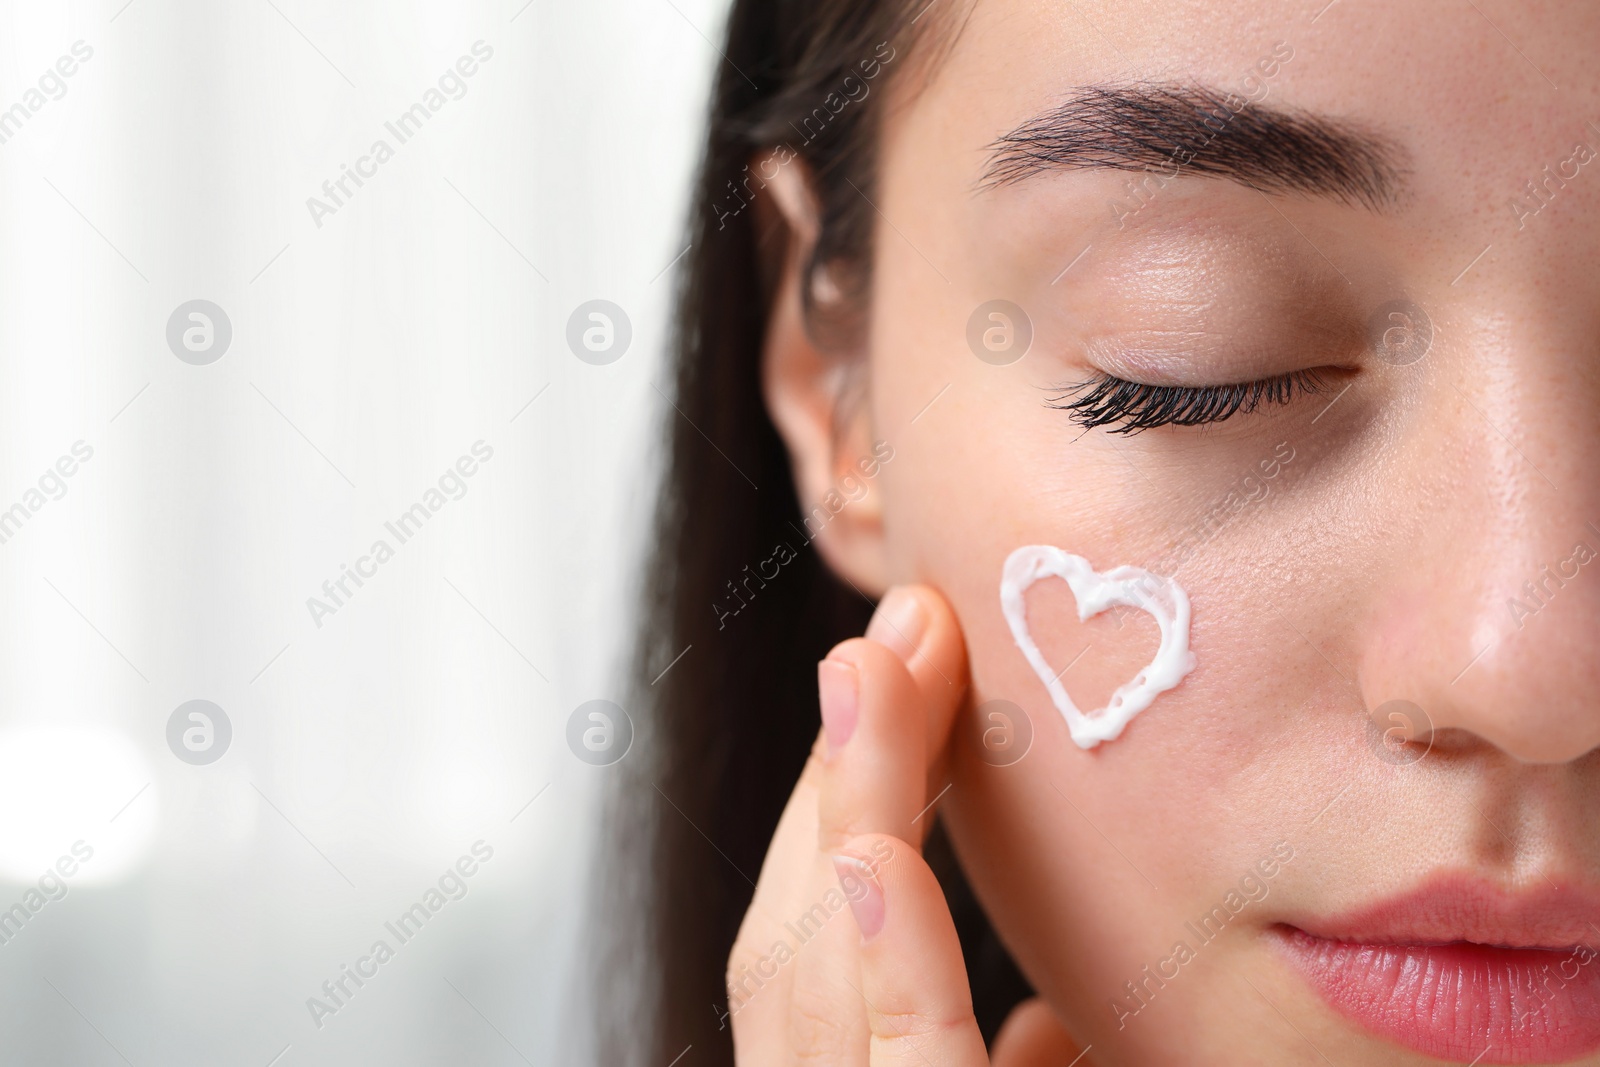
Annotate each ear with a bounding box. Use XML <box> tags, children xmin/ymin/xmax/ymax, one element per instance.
<box><xmin>756</xmin><ymin>151</ymin><xmax>891</xmax><ymax>597</ymax></box>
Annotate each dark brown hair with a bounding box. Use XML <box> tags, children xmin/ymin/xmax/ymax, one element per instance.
<box><xmin>600</xmin><ymin>1</ymin><xmax>1031</xmax><ymax>1062</ymax></box>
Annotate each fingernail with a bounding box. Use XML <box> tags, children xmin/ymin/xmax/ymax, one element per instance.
<box><xmin>865</xmin><ymin>587</ymin><xmax>926</xmax><ymax>665</ymax></box>
<box><xmin>817</xmin><ymin>658</ymin><xmax>859</xmax><ymax>758</ymax></box>
<box><xmin>832</xmin><ymin>855</ymin><xmax>885</xmax><ymax>941</ymax></box>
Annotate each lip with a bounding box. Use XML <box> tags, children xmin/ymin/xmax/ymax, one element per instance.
<box><xmin>1275</xmin><ymin>875</ymin><xmax>1600</xmax><ymax>1064</ymax></box>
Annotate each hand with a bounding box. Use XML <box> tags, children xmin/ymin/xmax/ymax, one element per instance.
<box><xmin>727</xmin><ymin>584</ymin><xmax>1085</xmax><ymax>1064</ymax></box>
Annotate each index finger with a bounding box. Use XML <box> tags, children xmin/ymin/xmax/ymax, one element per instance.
<box><xmin>816</xmin><ymin>584</ymin><xmax>970</xmax><ymax>856</ymax></box>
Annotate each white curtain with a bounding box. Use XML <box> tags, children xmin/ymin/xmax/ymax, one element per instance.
<box><xmin>0</xmin><ymin>0</ymin><xmax>720</xmax><ymax>1061</ymax></box>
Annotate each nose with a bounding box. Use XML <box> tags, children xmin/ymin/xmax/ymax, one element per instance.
<box><xmin>1356</xmin><ymin>319</ymin><xmax>1600</xmax><ymax>764</ymax></box>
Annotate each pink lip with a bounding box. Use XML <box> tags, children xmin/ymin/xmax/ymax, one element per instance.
<box><xmin>1276</xmin><ymin>875</ymin><xmax>1600</xmax><ymax>1064</ymax></box>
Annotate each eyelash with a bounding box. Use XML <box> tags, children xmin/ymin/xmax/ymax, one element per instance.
<box><xmin>1048</xmin><ymin>369</ymin><xmax>1333</xmax><ymax>434</ymax></box>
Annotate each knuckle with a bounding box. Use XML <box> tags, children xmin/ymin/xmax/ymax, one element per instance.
<box><xmin>786</xmin><ymin>983</ymin><xmax>854</xmax><ymax>1061</ymax></box>
<box><xmin>725</xmin><ymin>937</ymin><xmax>768</xmax><ymax>996</ymax></box>
<box><xmin>872</xmin><ymin>1004</ymin><xmax>979</xmax><ymax>1048</ymax></box>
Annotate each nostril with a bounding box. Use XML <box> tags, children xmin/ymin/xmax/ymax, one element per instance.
<box><xmin>1365</xmin><ymin>699</ymin><xmax>1435</xmax><ymax>766</ymax></box>
<box><xmin>1421</xmin><ymin>726</ymin><xmax>1508</xmax><ymax>759</ymax></box>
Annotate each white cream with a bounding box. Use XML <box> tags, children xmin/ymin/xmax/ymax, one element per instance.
<box><xmin>1000</xmin><ymin>545</ymin><xmax>1196</xmax><ymax>749</ymax></box>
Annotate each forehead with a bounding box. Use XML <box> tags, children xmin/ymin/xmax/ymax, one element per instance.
<box><xmin>888</xmin><ymin>0</ymin><xmax>1600</xmax><ymax>203</ymax></box>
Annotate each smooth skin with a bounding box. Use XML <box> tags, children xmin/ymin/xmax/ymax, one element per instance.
<box><xmin>738</xmin><ymin>0</ymin><xmax>1600</xmax><ymax>1063</ymax></box>
<box><xmin>728</xmin><ymin>585</ymin><xmax>1081</xmax><ymax>1063</ymax></box>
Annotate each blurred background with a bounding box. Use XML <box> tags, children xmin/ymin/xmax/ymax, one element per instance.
<box><xmin>0</xmin><ymin>0</ymin><xmax>721</xmax><ymax>1061</ymax></box>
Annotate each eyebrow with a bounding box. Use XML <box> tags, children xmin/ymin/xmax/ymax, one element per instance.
<box><xmin>982</xmin><ymin>83</ymin><xmax>1404</xmax><ymax>210</ymax></box>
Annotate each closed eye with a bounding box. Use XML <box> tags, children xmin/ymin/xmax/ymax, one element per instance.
<box><xmin>1047</xmin><ymin>368</ymin><xmax>1334</xmax><ymax>434</ymax></box>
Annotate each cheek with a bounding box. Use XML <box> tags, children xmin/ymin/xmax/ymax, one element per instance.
<box><xmin>942</xmin><ymin>744</ymin><xmax>1154</xmax><ymax>1034</ymax></box>
<box><xmin>880</xmin><ymin>416</ymin><xmax>1350</xmax><ymax>1019</ymax></box>
<box><xmin>868</xmin><ymin>295</ymin><xmax>1366</xmax><ymax>1013</ymax></box>
<box><xmin>939</xmin><ymin>618</ymin><xmax>1311</xmax><ymax>1049</ymax></box>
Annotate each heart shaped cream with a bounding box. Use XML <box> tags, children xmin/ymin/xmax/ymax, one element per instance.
<box><xmin>1000</xmin><ymin>545</ymin><xmax>1196</xmax><ymax>749</ymax></box>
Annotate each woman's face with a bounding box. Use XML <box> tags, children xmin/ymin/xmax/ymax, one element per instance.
<box><xmin>860</xmin><ymin>0</ymin><xmax>1600</xmax><ymax>1062</ymax></box>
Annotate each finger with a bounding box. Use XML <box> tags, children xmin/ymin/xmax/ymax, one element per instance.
<box><xmin>736</xmin><ymin>585</ymin><xmax>972</xmax><ymax>1063</ymax></box>
<box><xmin>737</xmin><ymin>735</ymin><xmax>828</xmax><ymax>937</ymax></box>
<box><xmin>865</xmin><ymin>584</ymin><xmax>970</xmax><ymax>810</ymax></box>
<box><xmin>761</xmin><ymin>586</ymin><xmax>968</xmax><ymax>1062</ymax></box>
<box><xmin>864</xmin><ymin>584</ymin><xmax>970</xmax><ymax>742</ymax></box>
<box><xmin>834</xmin><ymin>833</ymin><xmax>988</xmax><ymax>1066</ymax></box>
<box><xmin>991</xmin><ymin>998</ymin><xmax>1086</xmax><ymax>1067</ymax></box>
<box><xmin>816</xmin><ymin>638</ymin><xmax>926</xmax><ymax>853</ymax></box>
<box><xmin>727</xmin><ymin>755</ymin><xmax>827</xmax><ymax>1053</ymax></box>
<box><xmin>761</xmin><ymin>614</ymin><xmax>928</xmax><ymax>1062</ymax></box>
<box><xmin>817</xmin><ymin>585</ymin><xmax>969</xmax><ymax>854</ymax></box>
<box><xmin>730</xmin><ymin>729</ymin><xmax>883</xmax><ymax>1058</ymax></box>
